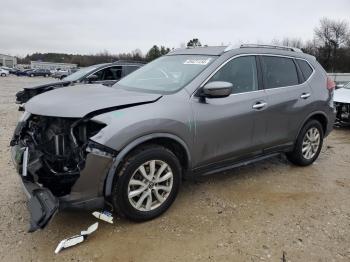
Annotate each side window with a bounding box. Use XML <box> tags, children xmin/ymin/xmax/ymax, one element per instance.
<box><xmin>209</xmin><ymin>56</ymin><xmax>258</xmax><ymax>94</ymax></box>
<box><xmin>108</xmin><ymin>66</ymin><xmax>122</xmax><ymax>80</ymax></box>
<box><xmin>296</xmin><ymin>59</ymin><xmax>313</xmax><ymax>81</ymax></box>
<box><xmin>122</xmin><ymin>66</ymin><xmax>139</xmax><ymax>77</ymax></box>
<box><xmin>94</xmin><ymin>66</ymin><xmax>122</xmax><ymax>81</ymax></box>
<box><xmin>261</xmin><ymin>56</ymin><xmax>299</xmax><ymax>89</ymax></box>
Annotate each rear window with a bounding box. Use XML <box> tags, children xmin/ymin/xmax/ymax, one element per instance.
<box><xmin>261</xmin><ymin>56</ymin><xmax>299</xmax><ymax>89</ymax></box>
<box><xmin>296</xmin><ymin>59</ymin><xmax>314</xmax><ymax>80</ymax></box>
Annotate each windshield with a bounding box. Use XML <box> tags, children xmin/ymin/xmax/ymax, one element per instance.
<box><xmin>63</xmin><ymin>65</ymin><xmax>101</xmax><ymax>81</ymax></box>
<box><xmin>116</xmin><ymin>55</ymin><xmax>215</xmax><ymax>94</ymax></box>
<box><xmin>344</xmin><ymin>82</ymin><xmax>350</xmax><ymax>89</ymax></box>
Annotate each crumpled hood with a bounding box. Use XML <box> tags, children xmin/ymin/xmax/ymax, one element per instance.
<box><xmin>334</xmin><ymin>88</ymin><xmax>350</xmax><ymax>104</ymax></box>
<box><xmin>23</xmin><ymin>81</ymin><xmax>72</xmax><ymax>90</ymax></box>
<box><xmin>16</xmin><ymin>81</ymin><xmax>73</xmax><ymax>104</ymax></box>
<box><xmin>25</xmin><ymin>84</ymin><xmax>162</xmax><ymax>118</ymax></box>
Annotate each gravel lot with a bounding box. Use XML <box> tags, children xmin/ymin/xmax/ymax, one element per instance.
<box><xmin>0</xmin><ymin>75</ymin><xmax>349</xmax><ymax>262</ymax></box>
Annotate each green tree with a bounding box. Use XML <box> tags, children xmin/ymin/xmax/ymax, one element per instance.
<box><xmin>146</xmin><ymin>45</ymin><xmax>162</xmax><ymax>61</ymax></box>
<box><xmin>160</xmin><ymin>46</ymin><xmax>171</xmax><ymax>55</ymax></box>
<box><xmin>187</xmin><ymin>38</ymin><xmax>202</xmax><ymax>47</ymax></box>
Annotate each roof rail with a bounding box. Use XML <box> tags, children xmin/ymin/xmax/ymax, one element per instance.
<box><xmin>112</xmin><ymin>60</ymin><xmax>146</xmax><ymax>64</ymax></box>
<box><xmin>239</xmin><ymin>44</ymin><xmax>303</xmax><ymax>53</ymax></box>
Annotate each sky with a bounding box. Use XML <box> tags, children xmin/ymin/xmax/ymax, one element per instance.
<box><xmin>0</xmin><ymin>0</ymin><xmax>349</xmax><ymax>57</ymax></box>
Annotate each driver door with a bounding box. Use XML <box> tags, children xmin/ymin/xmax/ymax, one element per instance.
<box><xmin>191</xmin><ymin>55</ymin><xmax>268</xmax><ymax>167</ymax></box>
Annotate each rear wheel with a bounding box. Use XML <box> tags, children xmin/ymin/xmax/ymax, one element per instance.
<box><xmin>44</xmin><ymin>74</ymin><xmax>48</xmax><ymax>77</ymax></box>
<box><xmin>287</xmin><ymin>120</ymin><xmax>324</xmax><ymax>166</ymax></box>
<box><xmin>0</xmin><ymin>73</ymin><xmax>5</xmax><ymax>77</ymax></box>
<box><xmin>30</xmin><ymin>74</ymin><xmax>34</xmax><ymax>77</ymax></box>
<box><xmin>112</xmin><ymin>145</ymin><xmax>181</xmax><ymax>221</ymax></box>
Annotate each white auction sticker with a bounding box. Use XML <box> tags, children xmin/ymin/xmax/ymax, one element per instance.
<box><xmin>183</xmin><ymin>58</ymin><xmax>211</xmax><ymax>65</ymax></box>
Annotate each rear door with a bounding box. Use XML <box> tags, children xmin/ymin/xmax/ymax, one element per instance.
<box><xmin>259</xmin><ymin>55</ymin><xmax>313</xmax><ymax>150</ymax></box>
<box><xmin>192</xmin><ymin>55</ymin><xmax>268</xmax><ymax>167</ymax></box>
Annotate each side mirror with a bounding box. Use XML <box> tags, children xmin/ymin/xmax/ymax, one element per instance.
<box><xmin>202</xmin><ymin>81</ymin><xmax>232</xmax><ymax>98</ymax></box>
<box><xmin>86</xmin><ymin>74</ymin><xmax>98</xmax><ymax>83</ymax></box>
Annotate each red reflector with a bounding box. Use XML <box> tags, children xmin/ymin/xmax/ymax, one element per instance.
<box><xmin>327</xmin><ymin>77</ymin><xmax>335</xmax><ymax>90</ymax></box>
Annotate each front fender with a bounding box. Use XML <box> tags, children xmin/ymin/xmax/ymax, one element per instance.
<box><xmin>103</xmin><ymin>133</ymin><xmax>191</xmax><ymax>197</ymax></box>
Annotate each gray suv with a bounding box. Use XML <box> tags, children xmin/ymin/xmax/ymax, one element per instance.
<box><xmin>10</xmin><ymin>45</ymin><xmax>335</xmax><ymax>232</ymax></box>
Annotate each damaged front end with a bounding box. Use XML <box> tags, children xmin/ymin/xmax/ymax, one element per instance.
<box><xmin>16</xmin><ymin>81</ymin><xmax>72</xmax><ymax>106</ymax></box>
<box><xmin>10</xmin><ymin>113</ymin><xmax>116</xmax><ymax>232</ymax></box>
<box><xmin>335</xmin><ymin>102</ymin><xmax>350</xmax><ymax>126</ymax></box>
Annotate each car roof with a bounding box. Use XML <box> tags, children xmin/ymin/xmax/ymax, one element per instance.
<box><xmin>92</xmin><ymin>61</ymin><xmax>145</xmax><ymax>70</ymax></box>
<box><xmin>167</xmin><ymin>45</ymin><xmax>314</xmax><ymax>61</ymax></box>
<box><xmin>112</xmin><ymin>60</ymin><xmax>146</xmax><ymax>66</ymax></box>
<box><xmin>167</xmin><ymin>46</ymin><xmax>227</xmax><ymax>56</ymax></box>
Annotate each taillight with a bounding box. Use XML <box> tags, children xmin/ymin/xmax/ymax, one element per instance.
<box><xmin>327</xmin><ymin>77</ymin><xmax>335</xmax><ymax>90</ymax></box>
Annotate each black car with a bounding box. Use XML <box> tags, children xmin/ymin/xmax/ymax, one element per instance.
<box><xmin>26</xmin><ymin>69</ymin><xmax>51</xmax><ymax>77</ymax></box>
<box><xmin>16</xmin><ymin>61</ymin><xmax>145</xmax><ymax>104</ymax></box>
<box><xmin>15</xmin><ymin>69</ymin><xmax>31</xmax><ymax>76</ymax></box>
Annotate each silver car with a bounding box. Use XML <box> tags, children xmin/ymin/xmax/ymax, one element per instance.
<box><xmin>11</xmin><ymin>44</ymin><xmax>335</xmax><ymax>231</ymax></box>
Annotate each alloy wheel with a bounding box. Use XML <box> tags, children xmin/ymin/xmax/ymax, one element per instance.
<box><xmin>127</xmin><ymin>160</ymin><xmax>173</xmax><ymax>212</ymax></box>
<box><xmin>302</xmin><ymin>127</ymin><xmax>320</xmax><ymax>160</ymax></box>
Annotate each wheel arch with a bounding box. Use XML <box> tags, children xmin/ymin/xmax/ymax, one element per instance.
<box><xmin>296</xmin><ymin>111</ymin><xmax>329</xmax><ymax>141</ymax></box>
<box><xmin>104</xmin><ymin>133</ymin><xmax>191</xmax><ymax>197</ymax></box>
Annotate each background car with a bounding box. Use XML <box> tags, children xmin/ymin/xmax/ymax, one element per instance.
<box><xmin>16</xmin><ymin>60</ymin><xmax>145</xmax><ymax>104</ymax></box>
<box><xmin>0</xmin><ymin>68</ymin><xmax>10</xmax><ymax>77</ymax></box>
<box><xmin>51</xmin><ymin>68</ymin><xmax>79</xmax><ymax>80</ymax></box>
<box><xmin>334</xmin><ymin>81</ymin><xmax>350</xmax><ymax>125</ymax></box>
<box><xmin>26</xmin><ymin>69</ymin><xmax>51</xmax><ymax>77</ymax></box>
<box><xmin>51</xmin><ymin>69</ymin><xmax>69</xmax><ymax>79</ymax></box>
<box><xmin>15</xmin><ymin>69</ymin><xmax>31</xmax><ymax>76</ymax></box>
<box><xmin>1</xmin><ymin>66</ymin><xmax>18</xmax><ymax>74</ymax></box>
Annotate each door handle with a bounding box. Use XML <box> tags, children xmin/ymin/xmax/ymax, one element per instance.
<box><xmin>300</xmin><ymin>93</ymin><xmax>311</xmax><ymax>99</ymax></box>
<box><xmin>252</xmin><ymin>102</ymin><xmax>267</xmax><ymax>110</ymax></box>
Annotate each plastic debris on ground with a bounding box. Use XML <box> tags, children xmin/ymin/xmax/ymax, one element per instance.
<box><xmin>54</xmin><ymin>222</ymin><xmax>98</xmax><ymax>254</ymax></box>
<box><xmin>92</xmin><ymin>211</ymin><xmax>114</xmax><ymax>224</ymax></box>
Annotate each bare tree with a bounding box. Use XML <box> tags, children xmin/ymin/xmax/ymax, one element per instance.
<box><xmin>303</xmin><ymin>39</ymin><xmax>319</xmax><ymax>57</ymax></box>
<box><xmin>270</xmin><ymin>38</ymin><xmax>303</xmax><ymax>48</ymax></box>
<box><xmin>282</xmin><ymin>37</ymin><xmax>303</xmax><ymax>48</ymax></box>
<box><xmin>314</xmin><ymin>18</ymin><xmax>350</xmax><ymax>71</ymax></box>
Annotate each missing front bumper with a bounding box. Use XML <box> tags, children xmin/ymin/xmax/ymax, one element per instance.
<box><xmin>23</xmin><ymin>180</ymin><xmax>59</xmax><ymax>232</ymax></box>
<box><xmin>11</xmin><ymin>142</ymin><xmax>113</xmax><ymax>232</ymax></box>
<box><xmin>11</xmin><ymin>145</ymin><xmax>59</xmax><ymax>232</ymax></box>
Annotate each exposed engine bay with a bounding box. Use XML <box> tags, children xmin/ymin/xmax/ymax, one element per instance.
<box><xmin>335</xmin><ymin>102</ymin><xmax>350</xmax><ymax>126</ymax></box>
<box><xmin>11</xmin><ymin>114</ymin><xmax>109</xmax><ymax>196</ymax></box>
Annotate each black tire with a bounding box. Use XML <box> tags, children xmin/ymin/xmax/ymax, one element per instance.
<box><xmin>30</xmin><ymin>74</ymin><xmax>34</xmax><ymax>77</ymax></box>
<box><xmin>287</xmin><ymin>120</ymin><xmax>324</xmax><ymax>166</ymax></box>
<box><xmin>44</xmin><ymin>74</ymin><xmax>48</xmax><ymax>77</ymax></box>
<box><xmin>111</xmin><ymin>144</ymin><xmax>182</xmax><ymax>221</ymax></box>
<box><xmin>0</xmin><ymin>73</ymin><xmax>5</xmax><ymax>77</ymax></box>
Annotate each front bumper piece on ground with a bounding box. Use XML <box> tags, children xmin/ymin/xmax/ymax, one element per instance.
<box><xmin>11</xmin><ymin>145</ymin><xmax>59</xmax><ymax>232</ymax></box>
<box><xmin>23</xmin><ymin>180</ymin><xmax>59</xmax><ymax>232</ymax></box>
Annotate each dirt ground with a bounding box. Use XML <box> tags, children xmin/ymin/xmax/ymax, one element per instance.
<box><xmin>0</xmin><ymin>75</ymin><xmax>349</xmax><ymax>262</ymax></box>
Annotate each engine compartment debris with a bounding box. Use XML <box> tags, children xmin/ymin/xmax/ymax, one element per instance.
<box><xmin>92</xmin><ymin>211</ymin><xmax>114</xmax><ymax>224</ymax></box>
<box><xmin>54</xmin><ymin>222</ymin><xmax>98</xmax><ymax>254</ymax></box>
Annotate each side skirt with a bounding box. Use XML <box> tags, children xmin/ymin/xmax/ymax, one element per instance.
<box><xmin>193</xmin><ymin>152</ymin><xmax>281</xmax><ymax>177</ymax></box>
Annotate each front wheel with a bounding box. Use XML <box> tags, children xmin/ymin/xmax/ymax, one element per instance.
<box><xmin>0</xmin><ymin>73</ymin><xmax>5</xmax><ymax>77</ymax></box>
<box><xmin>112</xmin><ymin>145</ymin><xmax>181</xmax><ymax>221</ymax></box>
<box><xmin>287</xmin><ymin>120</ymin><xmax>324</xmax><ymax>166</ymax></box>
